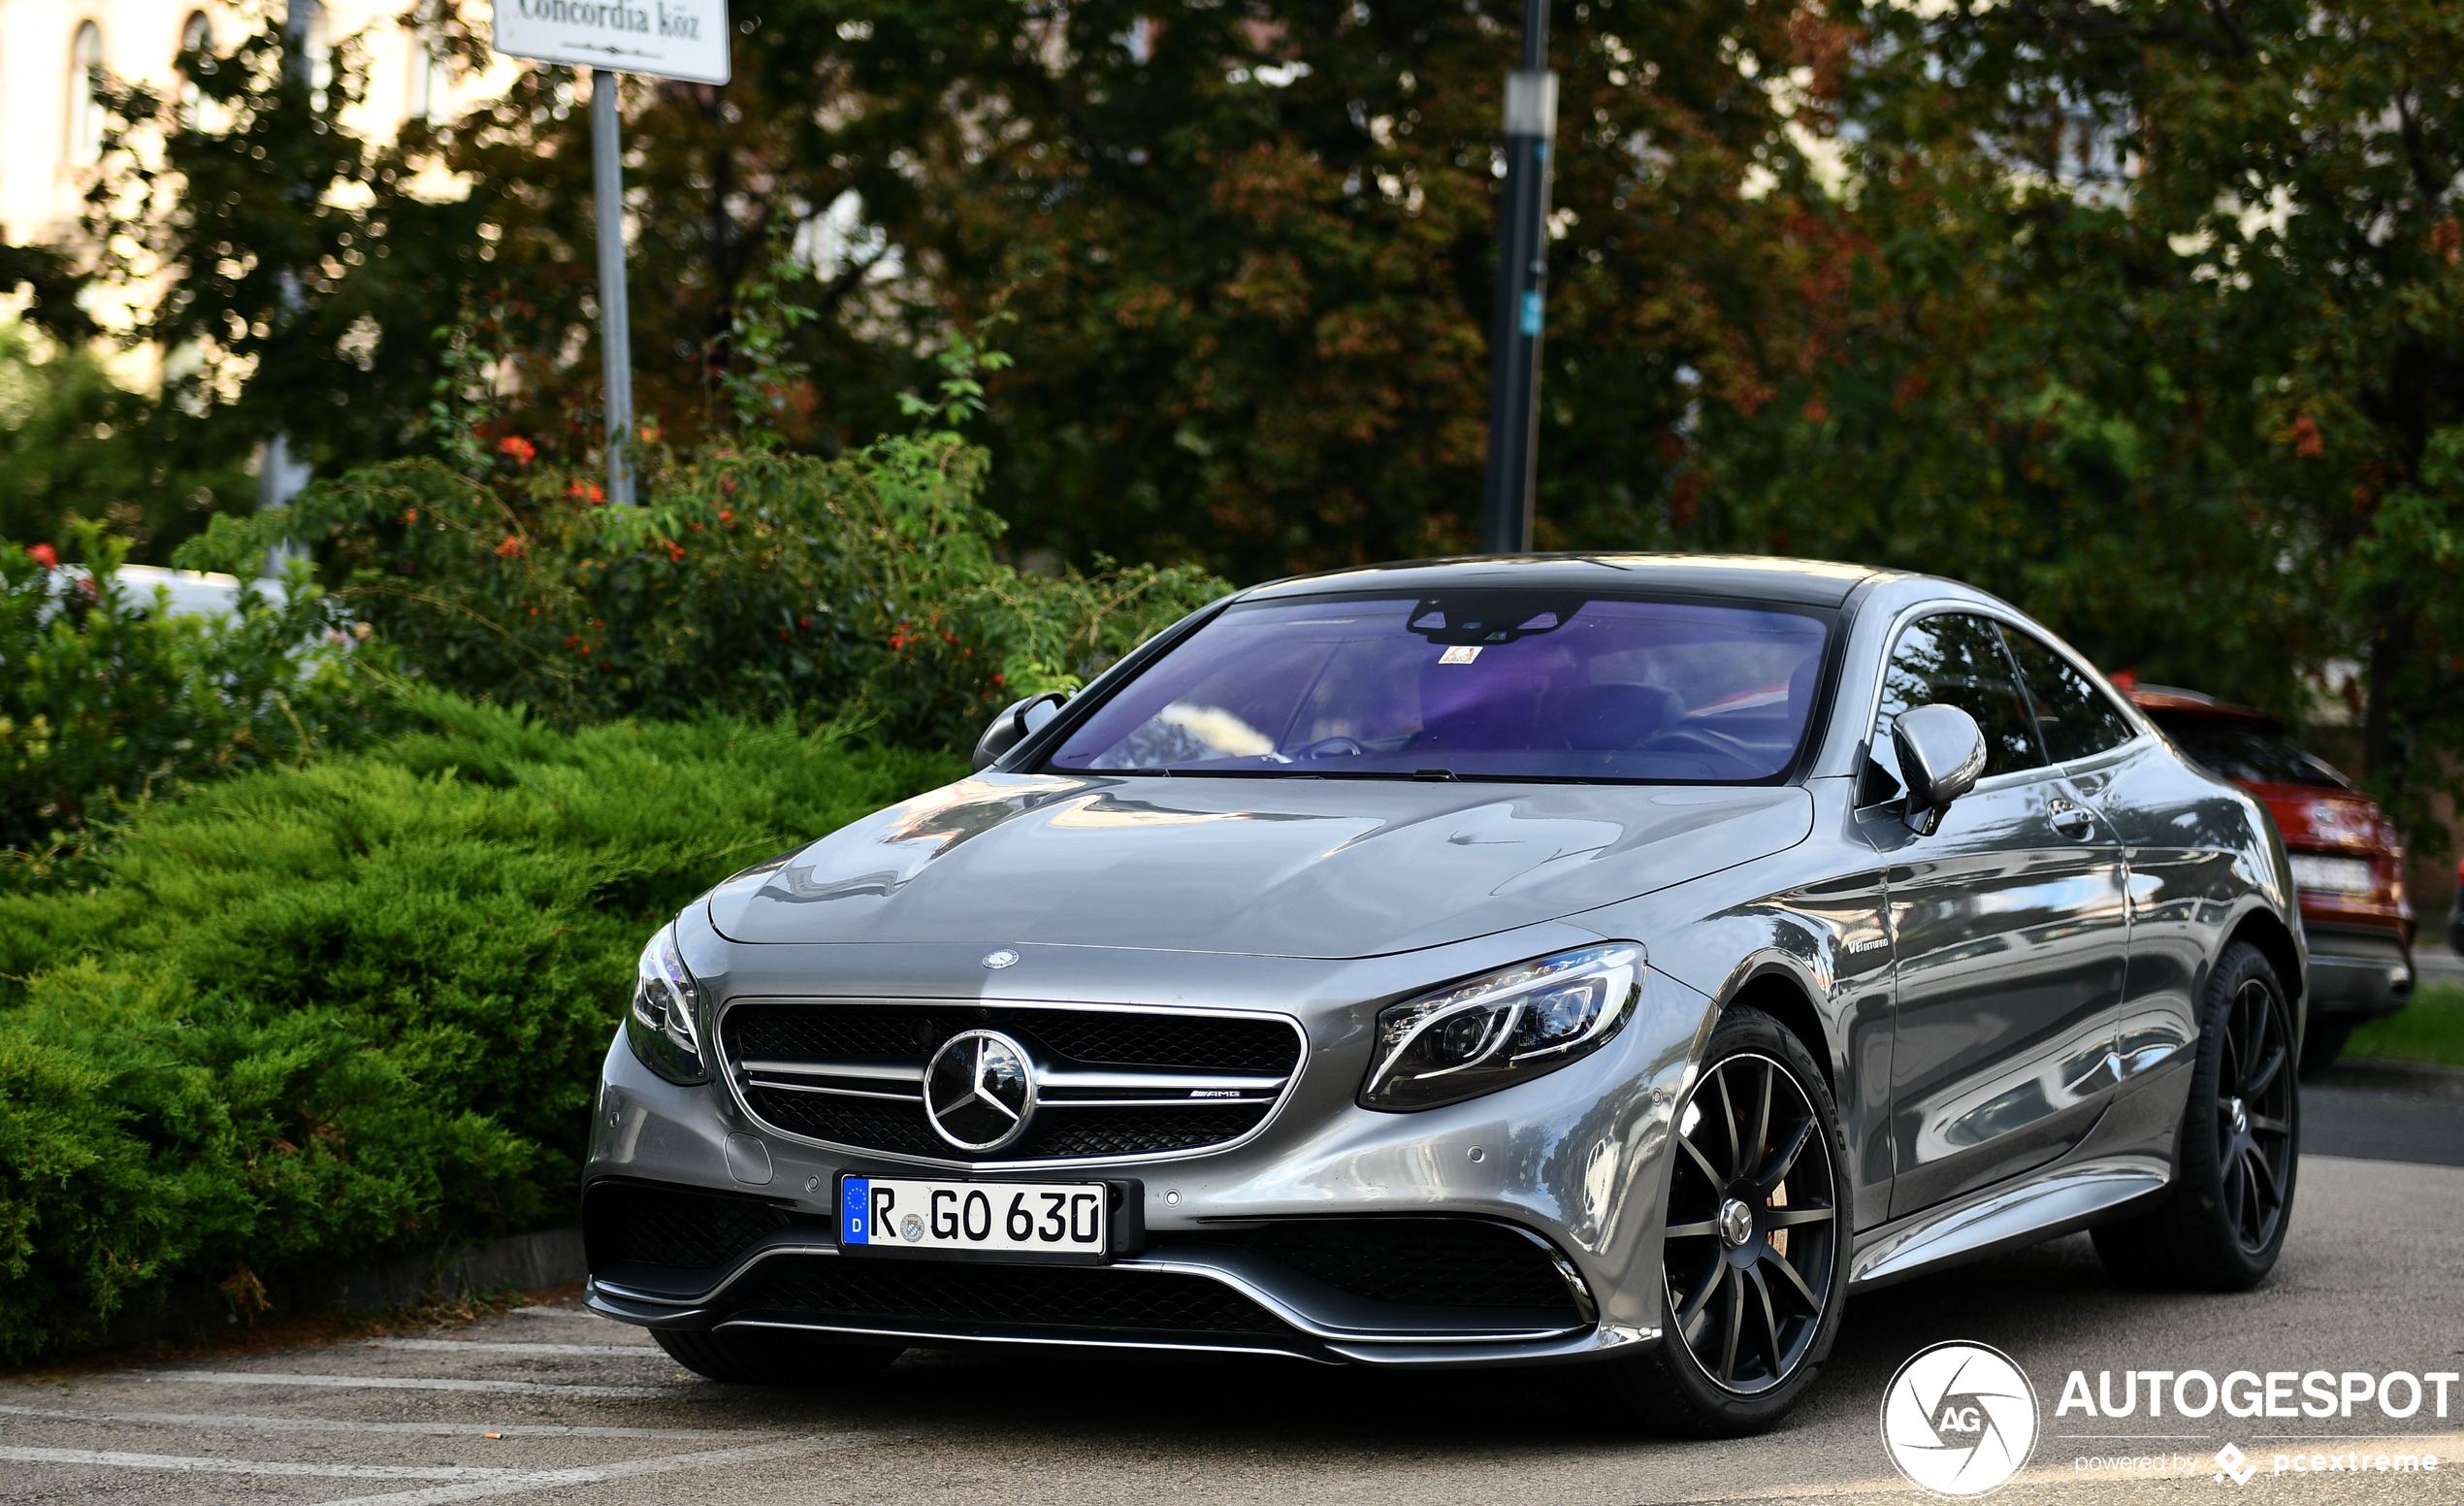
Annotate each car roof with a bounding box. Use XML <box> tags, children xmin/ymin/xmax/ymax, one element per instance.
<box><xmin>1236</xmin><ymin>553</ymin><xmax>1886</xmax><ymax>608</ymax></box>
<box><xmin>2126</xmin><ymin>683</ymin><xmax>2285</xmax><ymax>730</ymax></box>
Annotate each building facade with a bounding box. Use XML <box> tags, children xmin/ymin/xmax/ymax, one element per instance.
<box><xmin>0</xmin><ymin>0</ymin><xmax>511</xmax><ymax>248</ymax></box>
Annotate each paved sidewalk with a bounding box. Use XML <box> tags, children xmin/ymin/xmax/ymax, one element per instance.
<box><xmin>7</xmin><ymin>1156</ymin><xmax>2460</xmax><ymax>1505</ymax></box>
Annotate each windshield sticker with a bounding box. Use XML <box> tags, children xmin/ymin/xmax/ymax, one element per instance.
<box><xmin>1440</xmin><ymin>645</ymin><xmax>1482</xmax><ymax>665</ymax></box>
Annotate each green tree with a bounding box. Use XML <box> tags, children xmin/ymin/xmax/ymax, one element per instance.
<box><xmin>0</xmin><ymin>322</ymin><xmax>252</xmax><ymax>560</ymax></box>
<box><xmin>76</xmin><ymin>1</ymin><xmax>1843</xmax><ymax>580</ymax></box>
<box><xmin>1722</xmin><ymin>0</ymin><xmax>2464</xmax><ymax>830</ymax></box>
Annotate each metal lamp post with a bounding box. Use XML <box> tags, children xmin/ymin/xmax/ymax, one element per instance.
<box><xmin>1478</xmin><ymin>0</ymin><xmax>1557</xmax><ymax>556</ymax></box>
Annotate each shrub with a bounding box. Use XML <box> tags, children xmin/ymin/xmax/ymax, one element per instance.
<box><xmin>0</xmin><ymin>692</ymin><xmax>962</xmax><ymax>1361</ymax></box>
<box><xmin>176</xmin><ymin>404</ymin><xmax>1229</xmax><ymax>749</ymax></box>
<box><xmin>0</xmin><ymin>526</ymin><xmax>396</xmax><ymax>882</ymax></box>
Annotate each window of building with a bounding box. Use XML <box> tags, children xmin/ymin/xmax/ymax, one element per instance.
<box><xmin>69</xmin><ymin>21</ymin><xmax>107</xmax><ymax>166</ymax></box>
<box><xmin>178</xmin><ymin>12</ymin><xmax>212</xmax><ymax>123</ymax></box>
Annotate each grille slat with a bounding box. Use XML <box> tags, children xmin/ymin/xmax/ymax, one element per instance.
<box><xmin>724</xmin><ymin>1002</ymin><xmax>1301</xmax><ymax>1162</ymax></box>
<box><xmin>730</xmin><ymin>1253</ymin><xmax>1286</xmax><ymax>1335</ymax></box>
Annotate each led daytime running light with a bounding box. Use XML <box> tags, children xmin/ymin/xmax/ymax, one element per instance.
<box><xmin>1362</xmin><ymin>944</ymin><xmax>1642</xmax><ymax>1111</ymax></box>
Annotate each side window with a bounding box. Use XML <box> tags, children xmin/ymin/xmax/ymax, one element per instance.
<box><xmin>2001</xmin><ymin>628</ymin><xmax>2136</xmax><ymax>764</ymax></box>
<box><xmin>1865</xmin><ymin>613</ymin><xmax>2045</xmax><ymax>801</ymax></box>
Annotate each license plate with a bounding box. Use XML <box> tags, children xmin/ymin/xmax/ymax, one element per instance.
<box><xmin>839</xmin><ymin>1175</ymin><xmax>1110</xmax><ymax>1262</ymax></box>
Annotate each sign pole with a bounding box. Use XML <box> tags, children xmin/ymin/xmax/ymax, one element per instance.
<box><xmin>495</xmin><ymin>0</ymin><xmax>726</xmax><ymax>507</ymax></box>
<box><xmin>1478</xmin><ymin>0</ymin><xmax>1556</xmax><ymax>555</ymax></box>
<box><xmin>590</xmin><ymin>67</ymin><xmax>635</xmax><ymax>506</ymax></box>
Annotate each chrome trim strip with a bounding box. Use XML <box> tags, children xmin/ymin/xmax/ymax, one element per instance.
<box><xmin>1113</xmin><ymin>1254</ymin><xmax>1587</xmax><ymax>1345</ymax></box>
<box><xmin>715</xmin><ymin>996</ymin><xmax>1311</xmax><ymax>1171</ymax></box>
<box><xmin>744</xmin><ymin>1079</ymin><xmax>920</xmax><ymax>1102</ymax></box>
<box><xmin>1035</xmin><ymin>1096</ymin><xmax>1280</xmax><ymax>1109</ymax></box>
<box><xmin>1849</xmin><ymin>1154</ymin><xmax>2170</xmax><ymax>1289</ymax></box>
<box><xmin>716</xmin><ymin>1317</ymin><xmax>1338</xmax><ymax>1363</ymax></box>
<box><xmin>592</xmin><ymin>1240</ymin><xmax>1585</xmax><ymax>1347</ymax></box>
<box><xmin>591</xmin><ymin>1239</ymin><xmax>843</xmax><ymax>1309</ymax></box>
<box><xmin>740</xmin><ymin>1059</ymin><xmax>924</xmax><ymax>1083</ymax></box>
<box><xmin>1037</xmin><ymin>1066</ymin><xmax>1291</xmax><ymax>1095</ymax></box>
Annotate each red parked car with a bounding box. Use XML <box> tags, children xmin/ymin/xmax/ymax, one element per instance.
<box><xmin>2124</xmin><ymin>682</ymin><xmax>2414</xmax><ymax>1072</ymax></box>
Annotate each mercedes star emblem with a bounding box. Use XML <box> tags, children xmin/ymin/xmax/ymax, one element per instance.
<box><xmin>981</xmin><ymin>948</ymin><xmax>1021</xmax><ymax>969</ymax></box>
<box><xmin>923</xmin><ymin>1030</ymin><xmax>1038</xmax><ymax>1153</ymax></box>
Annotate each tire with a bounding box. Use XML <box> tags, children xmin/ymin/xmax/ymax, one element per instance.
<box><xmin>1611</xmin><ymin>1004</ymin><xmax>1853</xmax><ymax>1437</ymax></box>
<box><xmin>653</xmin><ymin>1326</ymin><xmax>902</xmax><ymax>1386</ymax></box>
<box><xmin>2296</xmin><ymin>1017</ymin><xmax>2353</xmax><ymax>1078</ymax></box>
<box><xmin>2092</xmin><ymin>941</ymin><xmax>2298</xmax><ymax>1291</ymax></box>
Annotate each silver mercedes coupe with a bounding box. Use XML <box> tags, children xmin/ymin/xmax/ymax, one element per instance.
<box><xmin>583</xmin><ymin>555</ymin><xmax>2305</xmax><ymax>1434</ymax></box>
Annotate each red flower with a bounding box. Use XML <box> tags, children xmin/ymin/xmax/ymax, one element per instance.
<box><xmin>496</xmin><ymin>435</ymin><xmax>537</xmax><ymax>465</ymax></box>
<box><xmin>402</xmin><ymin>508</ymin><xmax>418</xmax><ymax>525</ymax></box>
<box><xmin>667</xmin><ymin>543</ymin><xmax>687</xmax><ymax>563</ymax></box>
<box><xmin>26</xmin><ymin>542</ymin><xmax>59</xmax><ymax>570</ymax></box>
<box><xmin>718</xmin><ymin>509</ymin><xmax>734</xmax><ymax>523</ymax></box>
<box><xmin>796</xmin><ymin>615</ymin><xmax>811</xmax><ymax>629</ymax></box>
<box><xmin>566</xmin><ymin>480</ymin><xmax>607</xmax><ymax>504</ymax></box>
<box><xmin>496</xmin><ymin>536</ymin><xmax>528</xmax><ymax>558</ymax></box>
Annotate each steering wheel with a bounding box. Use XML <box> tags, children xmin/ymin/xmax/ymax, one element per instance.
<box><xmin>1298</xmin><ymin>737</ymin><xmax>1365</xmax><ymax>760</ymax></box>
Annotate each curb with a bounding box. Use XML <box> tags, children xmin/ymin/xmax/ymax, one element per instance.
<box><xmin>95</xmin><ymin>1228</ymin><xmax>587</xmax><ymax>1351</ymax></box>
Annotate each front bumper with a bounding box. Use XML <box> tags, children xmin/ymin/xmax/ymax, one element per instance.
<box><xmin>2303</xmin><ymin>924</ymin><xmax>2414</xmax><ymax>1019</ymax></box>
<box><xmin>582</xmin><ymin>927</ymin><xmax>1708</xmax><ymax>1367</ymax></box>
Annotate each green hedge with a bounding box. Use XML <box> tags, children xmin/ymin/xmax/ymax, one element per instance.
<box><xmin>0</xmin><ymin>691</ymin><xmax>962</xmax><ymax>1362</ymax></box>
<box><xmin>3</xmin><ymin>527</ymin><xmax>396</xmax><ymax>874</ymax></box>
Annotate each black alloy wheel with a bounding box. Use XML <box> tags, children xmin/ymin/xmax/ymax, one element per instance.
<box><xmin>1617</xmin><ymin>1005</ymin><xmax>1851</xmax><ymax>1435</ymax></box>
<box><xmin>2216</xmin><ymin>973</ymin><xmax>2297</xmax><ymax>1252</ymax></box>
<box><xmin>2092</xmin><ymin>940</ymin><xmax>2299</xmax><ymax>1290</ymax></box>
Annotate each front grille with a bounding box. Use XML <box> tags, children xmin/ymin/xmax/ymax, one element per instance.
<box><xmin>1029</xmin><ymin>1012</ymin><xmax>1299</xmax><ymax>1071</ymax></box>
<box><xmin>1200</xmin><ymin>1218</ymin><xmax>1581</xmax><ymax>1311</ymax></box>
<box><xmin>728</xmin><ymin>1253</ymin><xmax>1286</xmax><ymax>1336</ymax></box>
<box><xmin>1036</xmin><ymin>1104</ymin><xmax>1273</xmax><ymax>1158</ymax></box>
<box><xmin>723</xmin><ymin>1001</ymin><xmax>1303</xmax><ymax>1163</ymax></box>
<box><xmin>745</xmin><ymin>1089</ymin><xmax>946</xmax><ymax>1158</ymax></box>
<box><xmin>584</xmin><ymin>1179</ymin><xmax>804</xmax><ymax>1272</ymax></box>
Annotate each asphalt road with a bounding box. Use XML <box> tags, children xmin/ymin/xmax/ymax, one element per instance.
<box><xmin>9</xmin><ymin>1152</ymin><xmax>2461</xmax><ymax>1505</ymax></box>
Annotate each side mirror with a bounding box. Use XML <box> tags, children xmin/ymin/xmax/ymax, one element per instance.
<box><xmin>972</xmin><ymin>691</ymin><xmax>1069</xmax><ymax>771</ymax></box>
<box><xmin>1893</xmin><ymin>703</ymin><xmax>1987</xmax><ymax>835</ymax></box>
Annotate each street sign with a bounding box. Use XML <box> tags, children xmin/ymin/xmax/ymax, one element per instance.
<box><xmin>492</xmin><ymin>0</ymin><xmax>729</xmax><ymax>86</ymax></box>
<box><xmin>492</xmin><ymin>0</ymin><xmax>732</xmax><ymax>504</ymax></box>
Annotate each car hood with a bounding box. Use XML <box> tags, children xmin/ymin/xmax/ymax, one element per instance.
<box><xmin>706</xmin><ymin>773</ymin><xmax>1813</xmax><ymax>960</ymax></box>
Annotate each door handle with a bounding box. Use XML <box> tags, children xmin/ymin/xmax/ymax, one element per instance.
<box><xmin>2049</xmin><ymin>799</ymin><xmax>2095</xmax><ymax>838</ymax></box>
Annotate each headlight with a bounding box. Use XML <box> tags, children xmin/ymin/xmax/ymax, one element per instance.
<box><xmin>1361</xmin><ymin>944</ymin><xmax>1642</xmax><ymax>1111</ymax></box>
<box><xmin>627</xmin><ymin>924</ymin><xmax>708</xmax><ymax>1084</ymax></box>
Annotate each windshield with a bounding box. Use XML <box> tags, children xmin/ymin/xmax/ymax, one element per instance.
<box><xmin>1045</xmin><ymin>591</ymin><xmax>1833</xmax><ymax>783</ymax></box>
<box><xmin>2147</xmin><ymin>712</ymin><xmax>2351</xmax><ymax>790</ymax></box>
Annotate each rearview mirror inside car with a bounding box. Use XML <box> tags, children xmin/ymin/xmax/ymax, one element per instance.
<box><xmin>1894</xmin><ymin>703</ymin><xmax>1988</xmax><ymax>835</ymax></box>
<box><xmin>972</xmin><ymin>691</ymin><xmax>1070</xmax><ymax>771</ymax></box>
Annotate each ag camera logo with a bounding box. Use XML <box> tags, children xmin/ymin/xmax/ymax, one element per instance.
<box><xmin>1881</xmin><ymin>1341</ymin><xmax>2041</xmax><ymax>1497</ymax></box>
